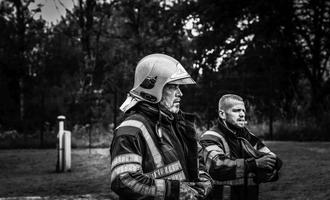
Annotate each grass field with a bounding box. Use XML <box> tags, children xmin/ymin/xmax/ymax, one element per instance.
<box><xmin>1</xmin><ymin>141</ymin><xmax>330</xmax><ymax>200</ymax></box>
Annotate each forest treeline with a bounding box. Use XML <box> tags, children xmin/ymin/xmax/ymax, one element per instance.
<box><xmin>0</xmin><ymin>0</ymin><xmax>330</xmax><ymax>145</ymax></box>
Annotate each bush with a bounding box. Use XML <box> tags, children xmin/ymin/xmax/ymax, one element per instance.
<box><xmin>0</xmin><ymin>123</ymin><xmax>114</xmax><ymax>149</ymax></box>
<box><xmin>248</xmin><ymin>118</ymin><xmax>330</xmax><ymax>141</ymax></box>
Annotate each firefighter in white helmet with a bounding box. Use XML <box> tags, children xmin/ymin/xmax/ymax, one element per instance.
<box><xmin>110</xmin><ymin>54</ymin><xmax>213</xmax><ymax>200</ymax></box>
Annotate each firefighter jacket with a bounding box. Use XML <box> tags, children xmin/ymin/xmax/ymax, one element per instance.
<box><xmin>110</xmin><ymin>102</ymin><xmax>212</xmax><ymax>200</ymax></box>
<box><xmin>200</xmin><ymin>120</ymin><xmax>282</xmax><ymax>200</ymax></box>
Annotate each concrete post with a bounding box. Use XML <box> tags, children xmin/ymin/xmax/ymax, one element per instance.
<box><xmin>56</xmin><ymin>115</ymin><xmax>65</xmax><ymax>172</ymax></box>
<box><xmin>63</xmin><ymin>130</ymin><xmax>71</xmax><ymax>171</ymax></box>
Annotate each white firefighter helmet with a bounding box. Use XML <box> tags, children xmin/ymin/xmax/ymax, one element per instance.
<box><xmin>120</xmin><ymin>53</ymin><xmax>196</xmax><ymax>112</ymax></box>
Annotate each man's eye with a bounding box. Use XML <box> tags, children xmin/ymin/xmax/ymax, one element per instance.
<box><xmin>168</xmin><ymin>84</ymin><xmax>179</xmax><ymax>90</ymax></box>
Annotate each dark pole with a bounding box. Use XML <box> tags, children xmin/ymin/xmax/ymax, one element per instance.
<box><xmin>88</xmin><ymin>124</ymin><xmax>92</xmax><ymax>154</ymax></box>
<box><xmin>113</xmin><ymin>88</ymin><xmax>118</xmax><ymax>131</ymax></box>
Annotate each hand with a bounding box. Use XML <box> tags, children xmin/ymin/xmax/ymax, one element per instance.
<box><xmin>255</xmin><ymin>154</ymin><xmax>276</xmax><ymax>170</ymax></box>
<box><xmin>265</xmin><ymin>169</ymin><xmax>277</xmax><ymax>181</ymax></box>
<box><xmin>187</xmin><ymin>179</ymin><xmax>212</xmax><ymax>199</ymax></box>
<box><xmin>254</xmin><ymin>169</ymin><xmax>279</xmax><ymax>183</ymax></box>
<box><xmin>179</xmin><ymin>182</ymin><xmax>200</xmax><ymax>200</ymax></box>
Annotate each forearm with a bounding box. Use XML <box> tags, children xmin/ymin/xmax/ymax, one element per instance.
<box><xmin>209</xmin><ymin>156</ymin><xmax>249</xmax><ymax>181</ymax></box>
<box><xmin>111</xmin><ymin>171</ymin><xmax>180</xmax><ymax>200</ymax></box>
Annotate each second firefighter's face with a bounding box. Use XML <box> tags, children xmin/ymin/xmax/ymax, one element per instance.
<box><xmin>160</xmin><ymin>84</ymin><xmax>183</xmax><ymax>113</ymax></box>
<box><xmin>220</xmin><ymin>99</ymin><xmax>246</xmax><ymax>128</ymax></box>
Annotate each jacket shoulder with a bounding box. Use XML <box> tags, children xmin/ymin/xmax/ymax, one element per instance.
<box><xmin>115</xmin><ymin>113</ymin><xmax>150</xmax><ymax>137</ymax></box>
<box><xmin>200</xmin><ymin>127</ymin><xmax>226</xmax><ymax>141</ymax></box>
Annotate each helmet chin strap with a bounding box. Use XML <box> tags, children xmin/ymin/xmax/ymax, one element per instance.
<box><xmin>155</xmin><ymin>103</ymin><xmax>166</xmax><ymax>145</ymax></box>
<box><xmin>156</xmin><ymin>103</ymin><xmax>162</xmax><ymax>138</ymax></box>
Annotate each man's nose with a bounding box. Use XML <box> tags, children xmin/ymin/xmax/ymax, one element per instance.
<box><xmin>176</xmin><ymin>88</ymin><xmax>183</xmax><ymax>97</ymax></box>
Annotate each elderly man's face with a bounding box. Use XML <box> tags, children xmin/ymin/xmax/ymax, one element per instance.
<box><xmin>220</xmin><ymin>99</ymin><xmax>246</xmax><ymax>128</ymax></box>
<box><xmin>160</xmin><ymin>84</ymin><xmax>183</xmax><ymax>113</ymax></box>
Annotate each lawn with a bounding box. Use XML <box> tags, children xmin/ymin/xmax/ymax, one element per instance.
<box><xmin>0</xmin><ymin>142</ymin><xmax>329</xmax><ymax>199</ymax></box>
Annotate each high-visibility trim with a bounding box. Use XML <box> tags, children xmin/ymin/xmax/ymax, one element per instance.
<box><xmin>155</xmin><ymin>179</ymin><xmax>166</xmax><ymax>200</ymax></box>
<box><xmin>253</xmin><ymin>144</ymin><xmax>258</xmax><ymax>150</ymax></box>
<box><xmin>204</xmin><ymin>145</ymin><xmax>225</xmax><ymax>171</ymax></box>
<box><xmin>121</xmin><ymin>174</ymin><xmax>157</xmax><ymax>196</ymax></box>
<box><xmin>197</xmin><ymin>142</ymin><xmax>202</xmax><ymax>151</ymax></box>
<box><xmin>163</xmin><ymin>170</ymin><xmax>186</xmax><ymax>181</ymax></box>
<box><xmin>214</xmin><ymin>159</ymin><xmax>236</xmax><ymax>168</ymax></box>
<box><xmin>258</xmin><ymin>146</ymin><xmax>275</xmax><ymax>156</ymax></box>
<box><xmin>214</xmin><ymin>176</ymin><xmax>256</xmax><ymax>186</ymax></box>
<box><xmin>118</xmin><ymin>120</ymin><xmax>164</xmax><ymax>168</ymax></box>
<box><xmin>199</xmin><ymin>170</ymin><xmax>210</xmax><ymax>179</ymax></box>
<box><xmin>205</xmin><ymin>157</ymin><xmax>213</xmax><ymax>172</ymax></box>
<box><xmin>206</xmin><ymin>145</ymin><xmax>225</xmax><ymax>155</ymax></box>
<box><xmin>258</xmin><ymin>146</ymin><xmax>270</xmax><ymax>153</ymax></box>
<box><xmin>207</xmin><ymin>149</ymin><xmax>222</xmax><ymax>160</ymax></box>
<box><xmin>223</xmin><ymin>185</ymin><xmax>231</xmax><ymax>200</ymax></box>
<box><xmin>202</xmin><ymin>131</ymin><xmax>230</xmax><ymax>156</ymax></box>
<box><xmin>147</xmin><ymin>161</ymin><xmax>186</xmax><ymax>180</ymax></box>
<box><xmin>111</xmin><ymin>153</ymin><xmax>142</xmax><ymax>170</ymax></box>
<box><xmin>235</xmin><ymin>159</ymin><xmax>245</xmax><ymax>178</ymax></box>
<box><xmin>110</xmin><ymin>163</ymin><xmax>141</xmax><ymax>182</ymax></box>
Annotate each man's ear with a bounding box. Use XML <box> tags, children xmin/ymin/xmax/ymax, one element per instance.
<box><xmin>219</xmin><ymin>109</ymin><xmax>226</xmax><ymax>120</ymax></box>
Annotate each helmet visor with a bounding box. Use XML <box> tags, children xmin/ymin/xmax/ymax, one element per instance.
<box><xmin>169</xmin><ymin>77</ymin><xmax>196</xmax><ymax>85</ymax></box>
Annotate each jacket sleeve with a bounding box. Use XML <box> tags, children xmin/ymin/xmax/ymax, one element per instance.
<box><xmin>246</xmin><ymin>132</ymin><xmax>283</xmax><ymax>183</ymax></box>
<box><xmin>200</xmin><ymin>134</ymin><xmax>256</xmax><ymax>182</ymax></box>
<box><xmin>241</xmin><ymin>130</ymin><xmax>283</xmax><ymax>183</ymax></box>
<box><xmin>197</xmin><ymin>142</ymin><xmax>213</xmax><ymax>182</ymax></box>
<box><xmin>110</xmin><ymin>127</ymin><xmax>180</xmax><ymax>200</ymax></box>
<box><xmin>244</xmin><ymin>129</ymin><xmax>276</xmax><ymax>156</ymax></box>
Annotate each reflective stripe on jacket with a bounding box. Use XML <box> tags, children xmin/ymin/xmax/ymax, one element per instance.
<box><xmin>110</xmin><ymin>103</ymin><xmax>211</xmax><ymax>200</ymax></box>
<box><xmin>200</xmin><ymin>120</ymin><xmax>266</xmax><ymax>200</ymax></box>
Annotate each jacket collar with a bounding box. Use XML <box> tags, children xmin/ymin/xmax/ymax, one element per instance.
<box><xmin>136</xmin><ymin>102</ymin><xmax>175</xmax><ymax>122</ymax></box>
<box><xmin>134</xmin><ymin>102</ymin><xmax>196</xmax><ymax>127</ymax></box>
<box><xmin>215</xmin><ymin>119</ymin><xmax>243</xmax><ymax>137</ymax></box>
<box><xmin>216</xmin><ymin>118</ymin><xmax>251</xmax><ymax>139</ymax></box>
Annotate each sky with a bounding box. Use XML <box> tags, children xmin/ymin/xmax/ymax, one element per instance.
<box><xmin>30</xmin><ymin>0</ymin><xmax>74</xmax><ymax>24</ymax></box>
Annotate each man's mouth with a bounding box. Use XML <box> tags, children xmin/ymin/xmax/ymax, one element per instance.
<box><xmin>173</xmin><ymin>99</ymin><xmax>181</xmax><ymax>104</ymax></box>
<box><xmin>237</xmin><ymin>120</ymin><xmax>247</xmax><ymax>125</ymax></box>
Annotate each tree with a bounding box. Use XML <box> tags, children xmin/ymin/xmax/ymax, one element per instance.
<box><xmin>0</xmin><ymin>0</ymin><xmax>45</xmax><ymax>132</ymax></box>
<box><xmin>290</xmin><ymin>0</ymin><xmax>330</xmax><ymax>112</ymax></box>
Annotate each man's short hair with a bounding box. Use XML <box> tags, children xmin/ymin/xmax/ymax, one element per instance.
<box><xmin>218</xmin><ymin>94</ymin><xmax>244</xmax><ymax>111</ymax></box>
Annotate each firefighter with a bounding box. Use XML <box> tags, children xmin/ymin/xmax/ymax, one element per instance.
<box><xmin>110</xmin><ymin>54</ymin><xmax>213</xmax><ymax>200</ymax></box>
<box><xmin>200</xmin><ymin>94</ymin><xmax>282</xmax><ymax>200</ymax></box>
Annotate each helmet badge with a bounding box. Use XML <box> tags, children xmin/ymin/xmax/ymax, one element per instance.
<box><xmin>140</xmin><ymin>76</ymin><xmax>158</xmax><ymax>89</ymax></box>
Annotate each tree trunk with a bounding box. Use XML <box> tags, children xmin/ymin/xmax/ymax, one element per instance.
<box><xmin>113</xmin><ymin>88</ymin><xmax>118</xmax><ymax>130</ymax></box>
<box><xmin>19</xmin><ymin>78</ymin><xmax>25</xmax><ymax>140</ymax></box>
<box><xmin>269</xmin><ymin>104</ymin><xmax>273</xmax><ymax>140</ymax></box>
<box><xmin>40</xmin><ymin>89</ymin><xmax>45</xmax><ymax>148</ymax></box>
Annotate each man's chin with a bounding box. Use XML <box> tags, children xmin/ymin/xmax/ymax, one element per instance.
<box><xmin>169</xmin><ymin>105</ymin><xmax>180</xmax><ymax>113</ymax></box>
<box><xmin>236</xmin><ymin>123</ymin><xmax>245</xmax><ymax>128</ymax></box>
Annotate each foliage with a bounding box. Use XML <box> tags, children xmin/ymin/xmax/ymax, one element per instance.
<box><xmin>0</xmin><ymin>0</ymin><xmax>329</xmax><ymax>142</ymax></box>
